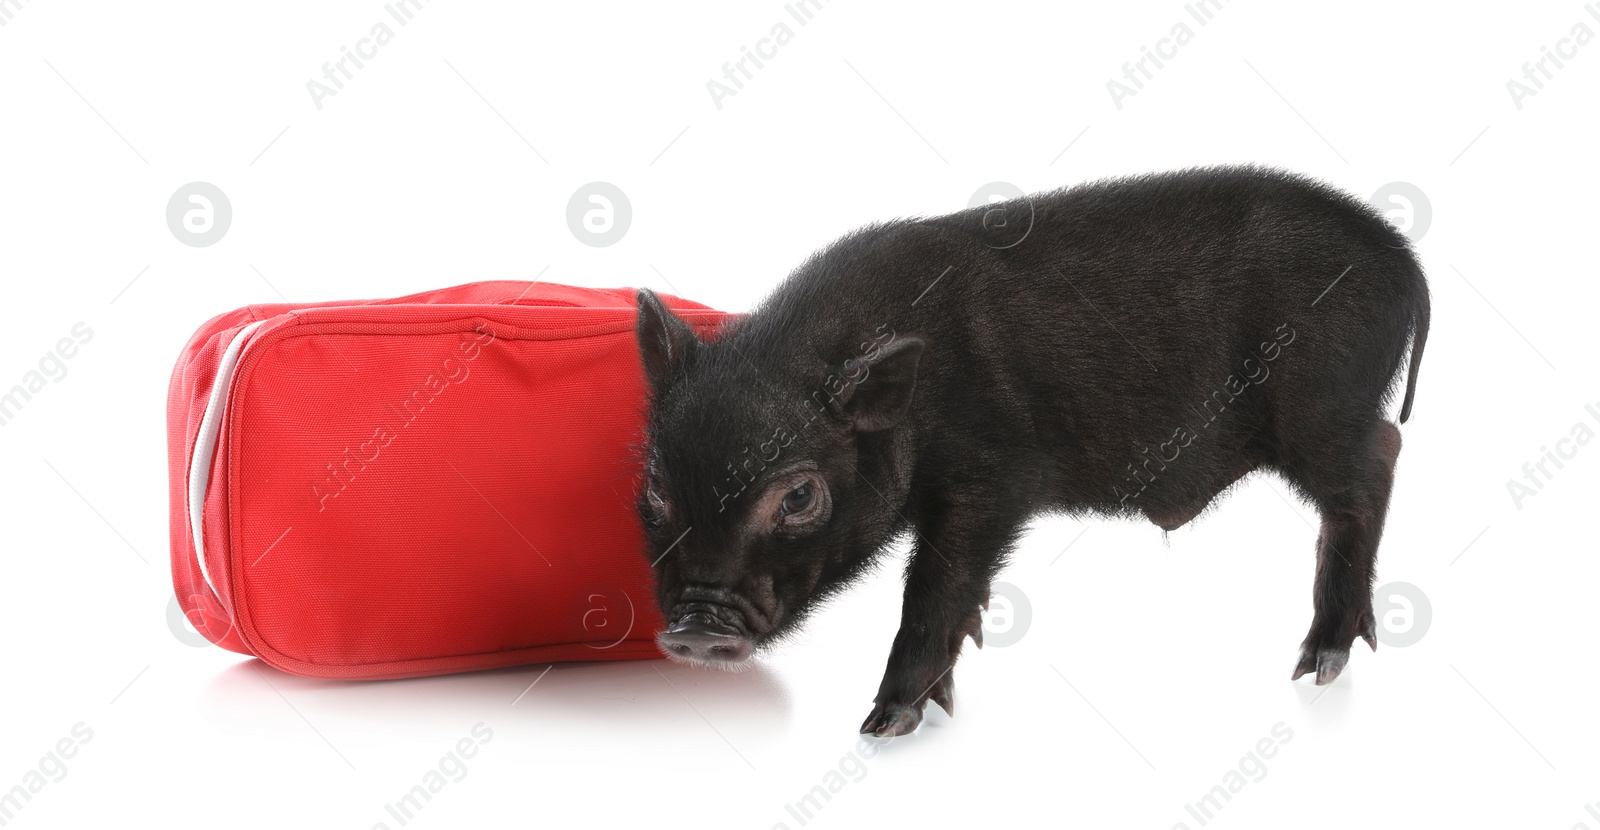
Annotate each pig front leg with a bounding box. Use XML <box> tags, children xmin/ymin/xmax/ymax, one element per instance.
<box><xmin>860</xmin><ymin>497</ymin><xmax>1020</xmax><ymax>737</ymax></box>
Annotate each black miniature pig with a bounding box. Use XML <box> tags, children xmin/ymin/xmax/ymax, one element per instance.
<box><xmin>633</xmin><ymin>165</ymin><xmax>1429</xmax><ymax>737</ymax></box>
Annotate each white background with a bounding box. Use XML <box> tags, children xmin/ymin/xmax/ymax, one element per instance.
<box><xmin>2</xmin><ymin>1</ymin><xmax>1597</xmax><ymax>828</ymax></box>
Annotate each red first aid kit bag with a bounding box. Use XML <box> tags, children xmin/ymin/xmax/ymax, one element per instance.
<box><xmin>167</xmin><ymin>280</ymin><xmax>732</xmax><ymax>679</ymax></box>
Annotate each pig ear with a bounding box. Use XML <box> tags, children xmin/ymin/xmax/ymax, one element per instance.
<box><xmin>834</xmin><ymin>337</ymin><xmax>925</xmax><ymax>432</ymax></box>
<box><xmin>636</xmin><ymin>288</ymin><xmax>701</xmax><ymax>390</ymax></box>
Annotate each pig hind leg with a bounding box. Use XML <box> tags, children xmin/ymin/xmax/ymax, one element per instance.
<box><xmin>1286</xmin><ymin>418</ymin><xmax>1400</xmax><ymax>685</ymax></box>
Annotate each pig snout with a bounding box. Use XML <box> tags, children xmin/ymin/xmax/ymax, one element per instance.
<box><xmin>658</xmin><ymin>589</ymin><xmax>759</xmax><ymax>666</ymax></box>
<box><xmin>659</xmin><ymin>611</ymin><xmax>753</xmax><ymax>664</ymax></box>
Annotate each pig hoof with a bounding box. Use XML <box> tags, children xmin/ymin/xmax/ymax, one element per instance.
<box><xmin>860</xmin><ymin>703</ymin><xmax>923</xmax><ymax>738</ymax></box>
<box><xmin>1291</xmin><ymin>646</ymin><xmax>1350</xmax><ymax>685</ymax></box>
<box><xmin>859</xmin><ymin>671</ymin><xmax>954</xmax><ymax>736</ymax></box>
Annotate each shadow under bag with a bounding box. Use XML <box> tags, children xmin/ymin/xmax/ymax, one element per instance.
<box><xmin>167</xmin><ymin>280</ymin><xmax>731</xmax><ymax>679</ymax></box>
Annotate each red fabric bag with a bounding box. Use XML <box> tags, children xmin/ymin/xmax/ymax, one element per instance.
<box><xmin>167</xmin><ymin>281</ymin><xmax>732</xmax><ymax>679</ymax></box>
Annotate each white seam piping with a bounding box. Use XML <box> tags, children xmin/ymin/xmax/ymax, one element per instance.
<box><xmin>187</xmin><ymin>320</ymin><xmax>265</xmax><ymax>602</ymax></box>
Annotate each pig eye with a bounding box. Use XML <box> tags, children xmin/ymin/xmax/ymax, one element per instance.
<box><xmin>780</xmin><ymin>483</ymin><xmax>814</xmax><ymax>516</ymax></box>
<box><xmin>771</xmin><ymin>473</ymin><xmax>829</xmax><ymax>537</ymax></box>
<box><xmin>761</xmin><ymin>467</ymin><xmax>829</xmax><ymax>538</ymax></box>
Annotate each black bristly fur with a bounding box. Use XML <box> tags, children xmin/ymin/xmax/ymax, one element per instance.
<box><xmin>634</xmin><ymin>164</ymin><xmax>1430</xmax><ymax>736</ymax></box>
